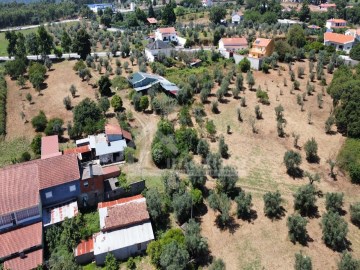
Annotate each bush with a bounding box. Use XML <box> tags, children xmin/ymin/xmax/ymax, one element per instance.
<box><xmin>295</xmin><ymin>253</ymin><xmax>312</xmax><ymax>270</ymax></box>
<box><xmin>287</xmin><ymin>214</ymin><xmax>308</xmax><ymax>245</ymax></box>
<box><xmin>263</xmin><ymin>191</ymin><xmax>283</xmax><ymax>219</ymax></box>
<box><xmin>256</xmin><ymin>88</ymin><xmax>269</xmax><ymax>104</ymax></box>
<box><xmin>44</xmin><ymin>118</ymin><xmax>64</xmax><ymax>136</ymax></box>
<box><xmin>209</xmin><ymin>258</ymin><xmax>226</xmax><ymax>270</ymax></box>
<box><xmin>349</xmin><ymin>43</ymin><xmax>360</xmax><ymax>61</ymax></box>
<box><xmin>126</xmin><ymin>257</ymin><xmax>136</xmax><ymax>270</ymax></box>
<box><xmin>338</xmin><ymin>252</ymin><xmax>360</xmax><ymax>270</ymax></box>
<box><xmin>124</xmin><ymin>147</ymin><xmax>135</xmax><ymax>163</ymax></box>
<box><xmin>293</xmin><ymin>184</ymin><xmax>317</xmax><ymax>216</ymax></box>
<box><xmin>304</xmin><ymin>137</ymin><xmax>319</xmax><ymax>163</ymax></box>
<box><xmin>217</xmin><ymin>166</ymin><xmax>238</xmax><ymax>194</ymax></box>
<box><xmin>321</xmin><ymin>211</ymin><xmax>348</xmax><ymax>251</ymax></box>
<box><xmin>111</xmin><ymin>94</ymin><xmax>123</xmax><ymax>111</ymax></box>
<box><xmin>350</xmin><ymin>202</ymin><xmax>360</xmax><ymax>227</ymax></box>
<box><xmin>284</xmin><ymin>150</ymin><xmax>302</xmax><ymax>176</ymax></box>
<box><xmin>239</xmin><ymin>58</ymin><xmax>251</xmax><ymax>73</ymax></box>
<box><xmin>325</xmin><ymin>192</ymin><xmax>344</xmax><ymax>213</ymax></box>
<box><xmin>31</xmin><ymin>111</ymin><xmax>48</xmax><ymax>132</ymax></box>
<box><xmin>235</xmin><ymin>190</ymin><xmax>252</xmax><ymax>219</ymax></box>
<box><xmin>31</xmin><ymin>134</ymin><xmax>42</xmax><ymax>155</ymax></box>
<box><xmin>112</xmin><ymin>75</ymin><xmax>129</xmax><ymax>90</ymax></box>
<box><xmin>63</xmin><ymin>96</ymin><xmax>72</xmax><ymax>110</ymax></box>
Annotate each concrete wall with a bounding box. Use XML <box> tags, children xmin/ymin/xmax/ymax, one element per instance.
<box><xmin>75</xmin><ymin>252</ymin><xmax>94</xmax><ymax>265</ymax></box>
<box><xmin>234</xmin><ymin>54</ymin><xmax>263</xmax><ymax>70</ymax></box>
<box><xmin>40</xmin><ymin>180</ymin><xmax>80</xmax><ymax>207</ymax></box>
<box><xmin>104</xmin><ymin>180</ymin><xmax>145</xmax><ymax>201</ymax></box>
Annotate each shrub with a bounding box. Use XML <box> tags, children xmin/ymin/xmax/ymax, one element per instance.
<box><xmin>256</xmin><ymin>88</ymin><xmax>269</xmax><ymax>104</ymax></box>
<box><xmin>304</xmin><ymin>138</ymin><xmax>319</xmax><ymax>163</ymax></box>
<box><xmin>321</xmin><ymin>211</ymin><xmax>348</xmax><ymax>250</ymax></box>
<box><xmin>325</xmin><ymin>192</ymin><xmax>344</xmax><ymax>213</ymax></box>
<box><xmin>0</xmin><ymin>75</ymin><xmax>7</xmax><ymax>136</ymax></box>
<box><xmin>350</xmin><ymin>202</ymin><xmax>360</xmax><ymax>227</ymax></box>
<box><xmin>63</xmin><ymin>96</ymin><xmax>72</xmax><ymax>110</ymax></box>
<box><xmin>287</xmin><ymin>214</ymin><xmax>308</xmax><ymax>244</ymax></box>
<box><xmin>293</xmin><ymin>184</ymin><xmax>317</xmax><ymax>216</ymax></box>
<box><xmin>31</xmin><ymin>111</ymin><xmax>48</xmax><ymax>132</ymax></box>
<box><xmin>124</xmin><ymin>147</ymin><xmax>135</xmax><ymax>163</ymax></box>
<box><xmin>111</xmin><ymin>94</ymin><xmax>123</xmax><ymax>111</ymax></box>
<box><xmin>338</xmin><ymin>252</ymin><xmax>360</xmax><ymax>270</ymax></box>
<box><xmin>263</xmin><ymin>191</ymin><xmax>283</xmax><ymax>219</ymax></box>
<box><xmin>295</xmin><ymin>253</ymin><xmax>312</xmax><ymax>270</ymax></box>
<box><xmin>31</xmin><ymin>134</ymin><xmax>42</xmax><ymax>155</ymax></box>
<box><xmin>112</xmin><ymin>75</ymin><xmax>129</xmax><ymax>90</ymax></box>
<box><xmin>217</xmin><ymin>166</ymin><xmax>238</xmax><ymax>194</ymax></box>
<box><xmin>238</xmin><ymin>58</ymin><xmax>251</xmax><ymax>73</ymax></box>
<box><xmin>44</xmin><ymin>118</ymin><xmax>64</xmax><ymax>136</ymax></box>
<box><xmin>235</xmin><ymin>190</ymin><xmax>252</xmax><ymax>219</ymax></box>
<box><xmin>284</xmin><ymin>150</ymin><xmax>302</xmax><ymax>176</ymax></box>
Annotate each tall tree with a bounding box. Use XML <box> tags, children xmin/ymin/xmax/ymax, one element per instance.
<box><xmin>148</xmin><ymin>4</ymin><xmax>155</xmax><ymax>18</ymax></box>
<box><xmin>15</xmin><ymin>32</ymin><xmax>27</xmax><ymax>60</ymax></box>
<box><xmin>299</xmin><ymin>0</ymin><xmax>310</xmax><ymax>22</ymax></box>
<box><xmin>38</xmin><ymin>25</ymin><xmax>53</xmax><ymax>56</ymax></box>
<box><xmin>209</xmin><ymin>6</ymin><xmax>226</xmax><ymax>24</ymax></box>
<box><xmin>162</xmin><ymin>4</ymin><xmax>176</xmax><ymax>25</ymax></box>
<box><xmin>72</xmin><ymin>28</ymin><xmax>91</xmax><ymax>60</ymax></box>
<box><xmin>26</xmin><ymin>33</ymin><xmax>40</xmax><ymax>57</ymax></box>
<box><xmin>5</xmin><ymin>31</ymin><xmax>17</xmax><ymax>57</ymax></box>
<box><xmin>61</xmin><ymin>31</ymin><xmax>72</xmax><ymax>55</ymax></box>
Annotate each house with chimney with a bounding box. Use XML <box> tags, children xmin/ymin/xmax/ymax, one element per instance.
<box><xmin>74</xmin><ymin>195</ymin><xmax>154</xmax><ymax>265</ymax></box>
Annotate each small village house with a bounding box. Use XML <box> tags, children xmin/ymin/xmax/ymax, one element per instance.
<box><xmin>323</xmin><ymin>32</ymin><xmax>355</xmax><ymax>53</ymax></box>
<box><xmin>326</xmin><ymin>19</ymin><xmax>347</xmax><ymax>29</ymax></box>
<box><xmin>218</xmin><ymin>37</ymin><xmax>248</xmax><ymax>53</ymax></box>
<box><xmin>155</xmin><ymin>27</ymin><xmax>178</xmax><ymax>43</ymax></box>
<box><xmin>74</xmin><ymin>195</ymin><xmax>154</xmax><ymax>265</ymax></box>
<box><xmin>231</xmin><ymin>11</ymin><xmax>243</xmax><ymax>24</ymax></box>
<box><xmin>145</xmin><ymin>40</ymin><xmax>175</xmax><ymax>62</ymax></box>
<box><xmin>319</xmin><ymin>3</ymin><xmax>336</xmax><ymax>10</ymax></box>
<box><xmin>249</xmin><ymin>38</ymin><xmax>274</xmax><ymax>58</ymax></box>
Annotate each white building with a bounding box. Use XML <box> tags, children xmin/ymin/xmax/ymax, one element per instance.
<box><xmin>324</xmin><ymin>32</ymin><xmax>355</xmax><ymax>53</ymax></box>
<box><xmin>231</xmin><ymin>11</ymin><xmax>243</xmax><ymax>24</ymax></box>
<box><xmin>145</xmin><ymin>40</ymin><xmax>175</xmax><ymax>62</ymax></box>
<box><xmin>345</xmin><ymin>28</ymin><xmax>360</xmax><ymax>42</ymax></box>
<box><xmin>218</xmin><ymin>37</ymin><xmax>248</xmax><ymax>52</ymax></box>
<box><xmin>201</xmin><ymin>0</ymin><xmax>213</xmax><ymax>7</ymax></box>
<box><xmin>86</xmin><ymin>3</ymin><xmax>113</xmax><ymax>13</ymax></box>
<box><xmin>155</xmin><ymin>27</ymin><xmax>178</xmax><ymax>43</ymax></box>
<box><xmin>326</xmin><ymin>19</ymin><xmax>347</xmax><ymax>29</ymax></box>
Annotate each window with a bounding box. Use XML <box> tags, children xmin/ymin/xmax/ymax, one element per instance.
<box><xmin>69</xmin><ymin>185</ymin><xmax>76</xmax><ymax>192</ymax></box>
<box><xmin>45</xmin><ymin>191</ymin><xmax>53</xmax><ymax>199</ymax></box>
<box><xmin>83</xmin><ymin>181</ymin><xmax>89</xmax><ymax>187</ymax></box>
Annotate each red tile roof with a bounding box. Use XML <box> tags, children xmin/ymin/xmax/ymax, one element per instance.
<box><xmin>3</xmin><ymin>248</ymin><xmax>43</xmax><ymax>270</ymax></box>
<box><xmin>157</xmin><ymin>27</ymin><xmax>176</xmax><ymax>34</ymax></box>
<box><xmin>41</xmin><ymin>135</ymin><xmax>61</xmax><ymax>160</ymax></box>
<box><xmin>147</xmin><ymin>17</ymin><xmax>158</xmax><ymax>24</ymax></box>
<box><xmin>253</xmin><ymin>38</ymin><xmax>272</xmax><ymax>47</ymax></box>
<box><xmin>37</xmin><ymin>153</ymin><xmax>80</xmax><ymax>190</ymax></box>
<box><xmin>0</xmin><ymin>162</ymin><xmax>40</xmax><ymax>215</ymax></box>
<box><xmin>63</xmin><ymin>145</ymin><xmax>91</xmax><ymax>155</ymax></box>
<box><xmin>105</xmin><ymin>124</ymin><xmax>122</xmax><ymax>135</ymax></box>
<box><xmin>0</xmin><ymin>222</ymin><xmax>42</xmax><ymax>258</ymax></box>
<box><xmin>0</xmin><ymin>154</ymin><xmax>80</xmax><ymax>215</ymax></box>
<box><xmin>122</xmin><ymin>129</ymin><xmax>133</xmax><ymax>141</ymax></box>
<box><xmin>103</xmin><ymin>198</ymin><xmax>149</xmax><ymax>231</ymax></box>
<box><xmin>98</xmin><ymin>195</ymin><xmax>143</xmax><ymax>209</ymax></box>
<box><xmin>324</xmin><ymin>32</ymin><xmax>354</xmax><ymax>44</ymax></box>
<box><xmin>75</xmin><ymin>237</ymin><xmax>94</xmax><ymax>257</ymax></box>
<box><xmin>327</xmin><ymin>18</ymin><xmax>347</xmax><ymax>23</ymax></box>
<box><xmin>221</xmin><ymin>37</ymin><xmax>248</xmax><ymax>46</ymax></box>
<box><xmin>102</xmin><ymin>165</ymin><xmax>121</xmax><ymax>177</ymax></box>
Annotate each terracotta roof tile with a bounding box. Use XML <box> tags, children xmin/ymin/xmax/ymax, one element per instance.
<box><xmin>0</xmin><ymin>162</ymin><xmax>40</xmax><ymax>215</ymax></box>
<box><xmin>105</xmin><ymin>124</ymin><xmax>123</xmax><ymax>136</ymax></box>
<box><xmin>327</xmin><ymin>18</ymin><xmax>347</xmax><ymax>23</ymax></box>
<box><xmin>3</xmin><ymin>248</ymin><xmax>43</xmax><ymax>270</ymax></box>
<box><xmin>101</xmin><ymin>165</ymin><xmax>121</xmax><ymax>178</ymax></box>
<box><xmin>75</xmin><ymin>237</ymin><xmax>94</xmax><ymax>257</ymax></box>
<box><xmin>63</xmin><ymin>145</ymin><xmax>91</xmax><ymax>155</ymax></box>
<box><xmin>103</xmin><ymin>198</ymin><xmax>149</xmax><ymax>231</ymax></box>
<box><xmin>252</xmin><ymin>38</ymin><xmax>272</xmax><ymax>47</ymax></box>
<box><xmin>41</xmin><ymin>135</ymin><xmax>61</xmax><ymax>159</ymax></box>
<box><xmin>324</xmin><ymin>32</ymin><xmax>354</xmax><ymax>44</ymax></box>
<box><xmin>122</xmin><ymin>129</ymin><xmax>133</xmax><ymax>141</ymax></box>
<box><xmin>98</xmin><ymin>195</ymin><xmax>143</xmax><ymax>209</ymax></box>
<box><xmin>0</xmin><ymin>222</ymin><xmax>42</xmax><ymax>258</ymax></box>
<box><xmin>221</xmin><ymin>37</ymin><xmax>248</xmax><ymax>46</ymax></box>
<box><xmin>147</xmin><ymin>18</ymin><xmax>158</xmax><ymax>24</ymax></box>
<box><xmin>157</xmin><ymin>27</ymin><xmax>176</xmax><ymax>34</ymax></box>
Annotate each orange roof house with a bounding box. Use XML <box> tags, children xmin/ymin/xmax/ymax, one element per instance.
<box><xmin>326</xmin><ymin>19</ymin><xmax>347</xmax><ymax>29</ymax></box>
<box><xmin>249</xmin><ymin>38</ymin><xmax>274</xmax><ymax>58</ymax></box>
<box><xmin>323</xmin><ymin>32</ymin><xmax>355</xmax><ymax>53</ymax></box>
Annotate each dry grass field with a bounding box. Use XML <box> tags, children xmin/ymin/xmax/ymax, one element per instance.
<box><xmin>4</xmin><ymin>57</ymin><xmax>360</xmax><ymax>269</ymax></box>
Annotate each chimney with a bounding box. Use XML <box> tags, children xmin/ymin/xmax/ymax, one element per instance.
<box><xmin>89</xmin><ymin>163</ymin><xmax>93</xmax><ymax>178</ymax></box>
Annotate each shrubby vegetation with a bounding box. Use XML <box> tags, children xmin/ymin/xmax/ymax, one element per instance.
<box><xmin>0</xmin><ymin>74</ymin><xmax>7</xmax><ymax>137</ymax></box>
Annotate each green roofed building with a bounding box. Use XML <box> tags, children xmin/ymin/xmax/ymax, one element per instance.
<box><xmin>128</xmin><ymin>72</ymin><xmax>179</xmax><ymax>95</ymax></box>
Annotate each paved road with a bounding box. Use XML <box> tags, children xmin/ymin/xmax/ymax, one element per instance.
<box><xmin>0</xmin><ymin>18</ymin><xmax>81</xmax><ymax>33</ymax></box>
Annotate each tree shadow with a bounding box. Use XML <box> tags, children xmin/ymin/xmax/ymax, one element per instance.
<box><xmin>238</xmin><ymin>209</ymin><xmax>258</xmax><ymax>223</ymax></box>
<box><xmin>228</xmin><ymin>187</ymin><xmax>241</xmax><ymax>200</ymax></box>
<box><xmin>288</xmin><ymin>168</ymin><xmax>304</xmax><ymax>179</ymax></box>
<box><xmin>105</xmin><ymin>112</ymin><xmax>116</xmax><ymax>118</ymax></box>
<box><xmin>266</xmin><ymin>206</ymin><xmax>287</xmax><ymax>221</ymax></box>
<box><xmin>215</xmin><ymin>216</ymin><xmax>240</xmax><ymax>234</ymax></box>
<box><xmin>300</xmin><ymin>206</ymin><xmax>320</xmax><ymax>219</ymax></box>
<box><xmin>307</xmin><ymin>155</ymin><xmax>320</xmax><ymax>164</ymax></box>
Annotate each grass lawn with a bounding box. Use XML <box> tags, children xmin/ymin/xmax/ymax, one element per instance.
<box><xmin>0</xmin><ymin>137</ymin><xmax>31</xmax><ymax>167</ymax></box>
<box><xmin>0</xmin><ymin>28</ymin><xmax>37</xmax><ymax>57</ymax></box>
